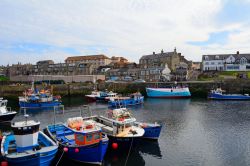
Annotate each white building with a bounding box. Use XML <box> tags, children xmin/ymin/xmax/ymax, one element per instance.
<box><xmin>202</xmin><ymin>51</ymin><xmax>250</xmax><ymax>71</ymax></box>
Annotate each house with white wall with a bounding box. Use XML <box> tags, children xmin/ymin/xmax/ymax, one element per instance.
<box><xmin>202</xmin><ymin>51</ymin><xmax>250</xmax><ymax>71</ymax></box>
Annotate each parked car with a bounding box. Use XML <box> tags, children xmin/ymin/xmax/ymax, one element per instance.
<box><xmin>134</xmin><ymin>79</ymin><xmax>146</xmax><ymax>83</ymax></box>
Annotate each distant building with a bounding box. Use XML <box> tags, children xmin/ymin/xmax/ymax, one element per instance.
<box><xmin>174</xmin><ymin>62</ymin><xmax>189</xmax><ymax>81</ymax></box>
<box><xmin>106</xmin><ymin>63</ymin><xmax>140</xmax><ymax>81</ymax></box>
<box><xmin>139</xmin><ymin>48</ymin><xmax>184</xmax><ymax>71</ymax></box>
<box><xmin>202</xmin><ymin>51</ymin><xmax>250</xmax><ymax>71</ymax></box>
<box><xmin>139</xmin><ymin>48</ymin><xmax>191</xmax><ymax>81</ymax></box>
<box><xmin>191</xmin><ymin>62</ymin><xmax>201</xmax><ymax>70</ymax></box>
<box><xmin>110</xmin><ymin>56</ymin><xmax>128</xmax><ymax>63</ymax></box>
<box><xmin>139</xmin><ymin>64</ymin><xmax>171</xmax><ymax>82</ymax></box>
<box><xmin>65</xmin><ymin>54</ymin><xmax>111</xmax><ymax>71</ymax></box>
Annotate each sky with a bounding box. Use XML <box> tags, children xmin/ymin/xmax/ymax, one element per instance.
<box><xmin>1</xmin><ymin>0</ymin><xmax>250</xmax><ymax>65</ymax></box>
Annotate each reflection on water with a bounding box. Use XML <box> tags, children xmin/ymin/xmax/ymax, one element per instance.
<box><xmin>2</xmin><ymin>97</ymin><xmax>250</xmax><ymax>166</ymax></box>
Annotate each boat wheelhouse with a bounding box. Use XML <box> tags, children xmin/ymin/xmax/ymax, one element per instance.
<box><xmin>0</xmin><ymin>98</ymin><xmax>17</xmax><ymax>122</ymax></box>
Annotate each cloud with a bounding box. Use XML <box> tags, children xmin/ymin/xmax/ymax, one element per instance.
<box><xmin>1</xmin><ymin>0</ymin><xmax>250</xmax><ymax>65</ymax></box>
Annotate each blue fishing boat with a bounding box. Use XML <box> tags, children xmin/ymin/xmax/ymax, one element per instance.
<box><xmin>146</xmin><ymin>86</ymin><xmax>191</xmax><ymax>98</ymax></box>
<box><xmin>208</xmin><ymin>88</ymin><xmax>250</xmax><ymax>100</ymax></box>
<box><xmin>0</xmin><ymin>98</ymin><xmax>17</xmax><ymax>123</ymax></box>
<box><xmin>135</xmin><ymin>122</ymin><xmax>162</xmax><ymax>140</ymax></box>
<box><xmin>108</xmin><ymin>92</ymin><xmax>144</xmax><ymax>107</ymax></box>
<box><xmin>45</xmin><ymin>117</ymin><xmax>109</xmax><ymax>165</ymax></box>
<box><xmin>0</xmin><ymin>115</ymin><xmax>58</xmax><ymax>166</ymax></box>
<box><xmin>92</xmin><ymin>108</ymin><xmax>145</xmax><ymax>151</ymax></box>
<box><xmin>19</xmin><ymin>82</ymin><xmax>61</xmax><ymax>109</ymax></box>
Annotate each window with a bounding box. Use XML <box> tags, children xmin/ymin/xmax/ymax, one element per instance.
<box><xmin>211</xmin><ymin>62</ymin><xmax>214</xmax><ymax>65</ymax></box>
<box><xmin>94</xmin><ymin>133</ymin><xmax>100</xmax><ymax>140</ymax></box>
<box><xmin>141</xmin><ymin>71</ymin><xmax>145</xmax><ymax>75</ymax></box>
<box><xmin>240</xmin><ymin>57</ymin><xmax>247</xmax><ymax>64</ymax></box>
<box><xmin>76</xmin><ymin>134</ymin><xmax>84</xmax><ymax>142</ymax></box>
<box><xmin>86</xmin><ymin>134</ymin><xmax>93</xmax><ymax>142</ymax></box>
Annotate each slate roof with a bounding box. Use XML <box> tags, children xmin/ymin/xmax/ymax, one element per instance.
<box><xmin>202</xmin><ymin>53</ymin><xmax>250</xmax><ymax>61</ymax></box>
<box><xmin>65</xmin><ymin>54</ymin><xmax>110</xmax><ymax>61</ymax></box>
<box><xmin>140</xmin><ymin>52</ymin><xmax>175</xmax><ymax>60</ymax></box>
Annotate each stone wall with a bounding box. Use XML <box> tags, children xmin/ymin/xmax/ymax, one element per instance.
<box><xmin>9</xmin><ymin>75</ymin><xmax>105</xmax><ymax>83</ymax></box>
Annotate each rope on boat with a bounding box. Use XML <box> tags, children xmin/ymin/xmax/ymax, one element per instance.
<box><xmin>124</xmin><ymin>137</ymin><xmax>133</xmax><ymax>166</ymax></box>
<box><xmin>55</xmin><ymin>150</ymin><xmax>65</xmax><ymax>166</ymax></box>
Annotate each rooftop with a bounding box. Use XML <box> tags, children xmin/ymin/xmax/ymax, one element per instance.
<box><xmin>65</xmin><ymin>54</ymin><xmax>110</xmax><ymax>61</ymax></box>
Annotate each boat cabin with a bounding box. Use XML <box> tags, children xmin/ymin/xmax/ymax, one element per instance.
<box><xmin>11</xmin><ymin>119</ymin><xmax>40</xmax><ymax>152</ymax></box>
<box><xmin>64</xmin><ymin>117</ymin><xmax>103</xmax><ymax>146</ymax></box>
<box><xmin>0</xmin><ymin>99</ymin><xmax>8</xmax><ymax>114</ymax></box>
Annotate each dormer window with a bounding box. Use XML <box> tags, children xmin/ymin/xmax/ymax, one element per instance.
<box><xmin>240</xmin><ymin>57</ymin><xmax>247</xmax><ymax>64</ymax></box>
<box><xmin>215</xmin><ymin>55</ymin><xmax>219</xmax><ymax>60</ymax></box>
<box><xmin>204</xmin><ymin>56</ymin><xmax>209</xmax><ymax>60</ymax></box>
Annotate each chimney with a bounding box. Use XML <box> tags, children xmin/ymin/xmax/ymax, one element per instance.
<box><xmin>153</xmin><ymin>52</ymin><xmax>155</xmax><ymax>55</ymax></box>
<box><xmin>161</xmin><ymin>49</ymin><xmax>164</xmax><ymax>54</ymax></box>
<box><xmin>237</xmin><ymin>51</ymin><xmax>239</xmax><ymax>54</ymax></box>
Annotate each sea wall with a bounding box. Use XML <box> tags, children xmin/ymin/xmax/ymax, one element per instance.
<box><xmin>1</xmin><ymin>80</ymin><xmax>250</xmax><ymax>98</ymax></box>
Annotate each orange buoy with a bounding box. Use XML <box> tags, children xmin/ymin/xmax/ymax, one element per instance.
<box><xmin>112</xmin><ymin>143</ymin><xmax>118</xmax><ymax>150</ymax></box>
<box><xmin>1</xmin><ymin>161</ymin><xmax>8</xmax><ymax>166</ymax></box>
<box><xmin>63</xmin><ymin>147</ymin><xmax>68</xmax><ymax>152</ymax></box>
<box><xmin>75</xmin><ymin>148</ymin><xmax>79</xmax><ymax>153</ymax></box>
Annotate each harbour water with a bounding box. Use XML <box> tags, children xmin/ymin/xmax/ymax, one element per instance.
<box><xmin>2</xmin><ymin>97</ymin><xmax>250</xmax><ymax>166</ymax></box>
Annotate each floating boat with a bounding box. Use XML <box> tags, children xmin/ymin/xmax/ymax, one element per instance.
<box><xmin>86</xmin><ymin>90</ymin><xmax>118</xmax><ymax>102</ymax></box>
<box><xmin>91</xmin><ymin>108</ymin><xmax>145</xmax><ymax>151</ymax></box>
<box><xmin>146</xmin><ymin>86</ymin><xmax>191</xmax><ymax>98</ymax></box>
<box><xmin>104</xmin><ymin>91</ymin><xmax>118</xmax><ymax>101</ymax></box>
<box><xmin>108</xmin><ymin>92</ymin><xmax>144</xmax><ymax>107</ymax></box>
<box><xmin>45</xmin><ymin>117</ymin><xmax>109</xmax><ymax>165</ymax></box>
<box><xmin>96</xmin><ymin>91</ymin><xmax>118</xmax><ymax>101</ymax></box>
<box><xmin>134</xmin><ymin>122</ymin><xmax>162</xmax><ymax>140</ymax></box>
<box><xmin>208</xmin><ymin>88</ymin><xmax>250</xmax><ymax>100</ymax></box>
<box><xmin>0</xmin><ymin>98</ymin><xmax>17</xmax><ymax>123</ymax></box>
<box><xmin>1</xmin><ymin>115</ymin><xmax>58</xmax><ymax>166</ymax></box>
<box><xmin>19</xmin><ymin>82</ymin><xmax>61</xmax><ymax>109</ymax></box>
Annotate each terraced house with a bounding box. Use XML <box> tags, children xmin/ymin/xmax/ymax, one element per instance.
<box><xmin>202</xmin><ymin>51</ymin><xmax>250</xmax><ymax>71</ymax></box>
<box><xmin>65</xmin><ymin>54</ymin><xmax>111</xmax><ymax>72</ymax></box>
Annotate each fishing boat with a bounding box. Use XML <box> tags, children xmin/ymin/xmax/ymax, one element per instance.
<box><xmin>146</xmin><ymin>86</ymin><xmax>191</xmax><ymax>98</ymax></box>
<box><xmin>86</xmin><ymin>90</ymin><xmax>118</xmax><ymax>102</ymax></box>
<box><xmin>45</xmin><ymin>117</ymin><xmax>109</xmax><ymax>165</ymax></box>
<box><xmin>1</xmin><ymin>115</ymin><xmax>58</xmax><ymax>166</ymax></box>
<box><xmin>91</xmin><ymin>108</ymin><xmax>145</xmax><ymax>151</ymax></box>
<box><xmin>134</xmin><ymin>122</ymin><xmax>162</xmax><ymax>140</ymax></box>
<box><xmin>208</xmin><ymin>88</ymin><xmax>250</xmax><ymax>100</ymax></box>
<box><xmin>108</xmin><ymin>92</ymin><xmax>144</xmax><ymax>107</ymax></box>
<box><xmin>0</xmin><ymin>98</ymin><xmax>17</xmax><ymax>123</ymax></box>
<box><xmin>104</xmin><ymin>91</ymin><xmax>118</xmax><ymax>101</ymax></box>
<box><xmin>85</xmin><ymin>91</ymin><xmax>109</xmax><ymax>101</ymax></box>
<box><xmin>18</xmin><ymin>82</ymin><xmax>61</xmax><ymax>109</ymax></box>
